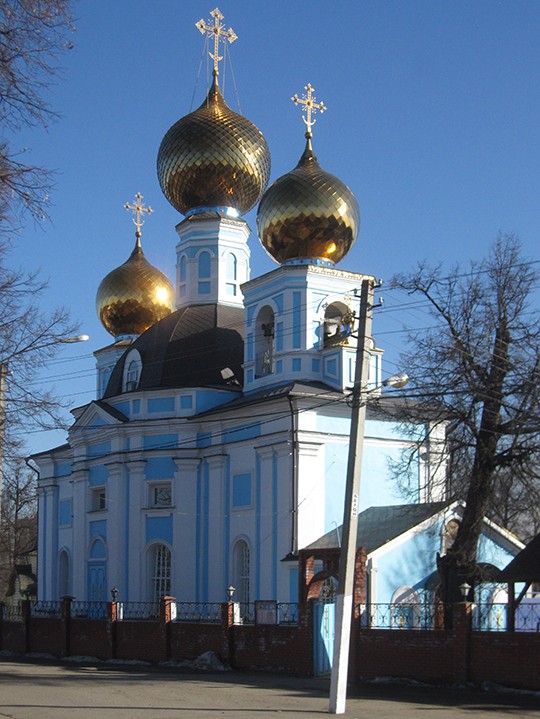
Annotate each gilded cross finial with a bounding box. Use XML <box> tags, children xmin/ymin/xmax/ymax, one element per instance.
<box><xmin>124</xmin><ymin>192</ymin><xmax>154</xmax><ymax>239</ymax></box>
<box><xmin>196</xmin><ymin>7</ymin><xmax>237</xmax><ymax>76</ymax></box>
<box><xmin>291</xmin><ymin>83</ymin><xmax>327</xmax><ymax>138</ymax></box>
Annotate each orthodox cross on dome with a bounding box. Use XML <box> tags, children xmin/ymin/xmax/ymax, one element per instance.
<box><xmin>196</xmin><ymin>7</ymin><xmax>237</xmax><ymax>76</ymax></box>
<box><xmin>291</xmin><ymin>83</ymin><xmax>327</xmax><ymax>138</ymax></box>
<box><xmin>124</xmin><ymin>192</ymin><xmax>154</xmax><ymax>238</ymax></box>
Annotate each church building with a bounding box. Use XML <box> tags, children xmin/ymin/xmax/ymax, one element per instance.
<box><xmin>32</xmin><ymin>9</ymin><xmax>521</xmax><ymax>612</ymax></box>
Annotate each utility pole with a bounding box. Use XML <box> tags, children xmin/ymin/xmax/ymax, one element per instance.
<box><xmin>329</xmin><ymin>276</ymin><xmax>374</xmax><ymax>714</ymax></box>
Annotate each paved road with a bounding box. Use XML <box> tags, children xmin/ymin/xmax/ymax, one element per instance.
<box><xmin>0</xmin><ymin>658</ymin><xmax>539</xmax><ymax>718</ymax></box>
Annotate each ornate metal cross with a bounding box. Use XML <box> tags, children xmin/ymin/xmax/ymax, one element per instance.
<box><xmin>291</xmin><ymin>83</ymin><xmax>327</xmax><ymax>137</ymax></box>
<box><xmin>196</xmin><ymin>7</ymin><xmax>237</xmax><ymax>76</ymax></box>
<box><xmin>124</xmin><ymin>192</ymin><xmax>154</xmax><ymax>236</ymax></box>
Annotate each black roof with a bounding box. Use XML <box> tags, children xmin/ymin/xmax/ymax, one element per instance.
<box><xmin>104</xmin><ymin>303</ymin><xmax>244</xmax><ymax>397</ymax></box>
<box><xmin>304</xmin><ymin>502</ymin><xmax>450</xmax><ymax>553</ymax></box>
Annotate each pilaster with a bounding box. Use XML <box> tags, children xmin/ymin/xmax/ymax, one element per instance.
<box><xmin>71</xmin><ymin>467</ymin><xmax>89</xmax><ymax>600</ymax></box>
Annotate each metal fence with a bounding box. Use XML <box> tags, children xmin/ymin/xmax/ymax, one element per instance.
<box><xmin>2</xmin><ymin>599</ymin><xmax>300</xmax><ymax>625</ymax></box>
<box><xmin>30</xmin><ymin>601</ymin><xmax>62</xmax><ymax>618</ymax></box>
<box><xmin>358</xmin><ymin>601</ymin><xmax>441</xmax><ymax>630</ymax></box>
<box><xmin>472</xmin><ymin>600</ymin><xmax>540</xmax><ymax>632</ymax></box>
<box><xmin>234</xmin><ymin>602</ymin><xmax>298</xmax><ymax>625</ymax></box>
<box><xmin>119</xmin><ymin>602</ymin><xmax>160</xmax><ymax>621</ymax></box>
<box><xmin>173</xmin><ymin>602</ymin><xmax>221</xmax><ymax>623</ymax></box>
<box><xmin>2</xmin><ymin>603</ymin><xmax>23</xmax><ymax>622</ymax></box>
<box><xmin>70</xmin><ymin>601</ymin><xmax>108</xmax><ymax>619</ymax></box>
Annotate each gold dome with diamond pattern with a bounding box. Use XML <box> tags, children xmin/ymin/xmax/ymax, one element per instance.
<box><xmin>157</xmin><ymin>74</ymin><xmax>270</xmax><ymax>216</ymax></box>
<box><xmin>96</xmin><ymin>194</ymin><xmax>174</xmax><ymax>338</ymax></box>
<box><xmin>256</xmin><ymin>84</ymin><xmax>359</xmax><ymax>265</ymax></box>
<box><xmin>157</xmin><ymin>8</ymin><xmax>270</xmax><ymax>216</ymax></box>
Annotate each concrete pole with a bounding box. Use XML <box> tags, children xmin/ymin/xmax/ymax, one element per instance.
<box><xmin>329</xmin><ymin>277</ymin><xmax>374</xmax><ymax>714</ymax></box>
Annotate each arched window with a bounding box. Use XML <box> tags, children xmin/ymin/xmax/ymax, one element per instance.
<box><xmin>149</xmin><ymin>543</ymin><xmax>171</xmax><ymax>602</ymax></box>
<box><xmin>226</xmin><ymin>253</ymin><xmax>238</xmax><ymax>296</ymax></box>
<box><xmin>441</xmin><ymin>519</ymin><xmax>460</xmax><ymax>555</ymax></box>
<box><xmin>87</xmin><ymin>538</ymin><xmax>107</xmax><ymax>606</ymax></box>
<box><xmin>391</xmin><ymin>586</ymin><xmax>421</xmax><ymax>629</ymax></box>
<box><xmin>255</xmin><ymin>306</ymin><xmax>275</xmax><ymax>378</ymax></box>
<box><xmin>178</xmin><ymin>254</ymin><xmax>187</xmax><ymax>298</ymax></box>
<box><xmin>323</xmin><ymin>301</ymin><xmax>355</xmax><ymax>348</ymax></box>
<box><xmin>232</xmin><ymin>539</ymin><xmax>250</xmax><ymax>604</ymax></box>
<box><xmin>89</xmin><ymin>538</ymin><xmax>107</xmax><ymax>560</ymax></box>
<box><xmin>122</xmin><ymin>349</ymin><xmax>142</xmax><ymax>392</ymax></box>
<box><xmin>58</xmin><ymin>549</ymin><xmax>71</xmax><ymax>598</ymax></box>
<box><xmin>198</xmin><ymin>251</ymin><xmax>211</xmax><ymax>295</ymax></box>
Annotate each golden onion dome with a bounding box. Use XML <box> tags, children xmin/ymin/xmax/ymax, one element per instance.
<box><xmin>157</xmin><ymin>75</ymin><xmax>271</xmax><ymax>216</ymax></box>
<box><xmin>96</xmin><ymin>235</ymin><xmax>174</xmax><ymax>338</ymax></box>
<box><xmin>256</xmin><ymin>138</ymin><xmax>360</xmax><ymax>265</ymax></box>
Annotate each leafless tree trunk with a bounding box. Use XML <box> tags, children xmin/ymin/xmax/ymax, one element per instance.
<box><xmin>391</xmin><ymin>234</ymin><xmax>540</xmax><ymax>622</ymax></box>
<box><xmin>0</xmin><ymin>458</ymin><xmax>37</xmax><ymax>598</ymax></box>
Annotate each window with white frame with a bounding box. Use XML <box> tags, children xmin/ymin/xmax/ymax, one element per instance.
<box><xmin>122</xmin><ymin>349</ymin><xmax>142</xmax><ymax>392</ymax></box>
<box><xmin>225</xmin><ymin>252</ymin><xmax>238</xmax><ymax>296</ymax></box>
<box><xmin>178</xmin><ymin>254</ymin><xmax>187</xmax><ymax>297</ymax></box>
<box><xmin>233</xmin><ymin>539</ymin><xmax>250</xmax><ymax>604</ymax></box>
<box><xmin>91</xmin><ymin>487</ymin><xmax>106</xmax><ymax>511</ymax></box>
<box><xmin>254</xmin><ymin>305</ymin><xmax>275</xmax><ymax>378</ymax></box>
<box><xmin>58</xmin><ymin>549</ymin><xmax>71</xmax><ymax>598</ymax></box>
<box><xmin>390</xmin><ymin>586</ymin><xmax>421</xmax><ymax>629</ymax></box>
<box><xmin>198</xmin><ymin>251</ymin><xmax>211</xmax><ymax>295</ymax></box>
<box><xmin>149</xmin><ymin>482</ymin><xmax>172</xmax><ymax>508</ymax></box>
<box><xmin>150</xmin><ymin>543</ymin><xmax>171</xmax><ymax>602</ymax></box>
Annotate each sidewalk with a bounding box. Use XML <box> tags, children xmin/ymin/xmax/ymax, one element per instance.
<box><xmin>0</xmin><ymin>658</ymin><xmax>539</xmax><ymax>718</ymax></box>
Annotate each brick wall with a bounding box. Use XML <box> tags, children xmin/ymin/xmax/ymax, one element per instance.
<box><xmin>69</xmin><ymin>618</ymin><xmax>113</xmax><ymax>660</ymax></box>
<box><xmin>231</xmin><ymin>624</ymin><xmax>313</xmax><ymax>675</ymax></box>
<box><xmin>353</xmin><ymin>603</ymin><xmax>540</xmax><ymax>692</ymax></box>
<box><xmin>169</xmin><ymin>622</ymin><xmax>223</xmax><ymax>661</ymax></box>
<box><xmin>2</xmin><ymin>598</ymin><xmax>540</xmax><ymax>690</ymax></box>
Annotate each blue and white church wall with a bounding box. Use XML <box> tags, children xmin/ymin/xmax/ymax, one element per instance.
<box><xmin>242</xmin><ymin>264</ymin><xmax>381</xmax><ymax>394</ymax></box>
<box><xmin>367</xmin><ymin>504</ymin><xmax>523</xmax><ymax>609</ymax></box>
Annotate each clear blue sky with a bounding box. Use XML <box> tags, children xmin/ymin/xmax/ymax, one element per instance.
<box><xmin>9</xmin><ymin>0</ymin><xmax>540</xmax><ymax>454</ymax></box>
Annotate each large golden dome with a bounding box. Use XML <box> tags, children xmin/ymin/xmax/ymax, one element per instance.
<box><xmin>256</xmin><ymin>139</ymin><xmax>360</xmax><ymax>265</ymax></box>
<box><xmin>157</xmin><ymin>75</ymin><xmax>271</xmax><ymax>216</ymax></box>
<box><xmin>96</xmin><ymin>236</ymin><xmax>174</xmax><ymax>338</ymax></box>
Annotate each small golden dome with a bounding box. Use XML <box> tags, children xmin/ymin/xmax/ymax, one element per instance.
<box><xmin>256</xmin><ymin>139</ymin><xmax>360</xmax><ymax>265</ymax></box>
<box><xmin>157</xmin><ymin>75</ymin><xmax>271</xmax><ymax>216</ymax></box>
<box><xmin>96</xmin><ymin>236</ymin><xmax>174</xmax><ymax>337</ymax></box>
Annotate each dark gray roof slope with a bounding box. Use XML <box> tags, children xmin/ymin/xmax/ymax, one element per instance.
<box><xmin>304</xmin><ymin>502</ymin><xmax>450</xmax><ymax>553</ymax></box>
<box><xmin>104</xmin><ymin>303</ymin><xmax>244</xmax><ymax>397</ymax></box>
<box><xmin>499</xmin><ymin>533</ymin><xmax>540</xmax><ymax>583</ymax></box>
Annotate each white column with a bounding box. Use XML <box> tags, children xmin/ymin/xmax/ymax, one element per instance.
<box><xmin>205</xmin><ymin>454</ymin><xmax>227</xmax><ymax>601</ymax></box>
<box><xmin>295</xmin><ymin>441</ymin><xmax>324</xmax><ymax>550</ymax></box>
<box><xmin>172</xmin><ymin>457</ymin><xmax>200</xmax><ymax>601</ymax></box>
<box><xmin>125</xmin><ymin>459</ymin><xmax>146</xmax><ymax>601</ymax></box>
<box><xmin>105</xmin><ymin>461</ymin><xmax>125</xmax><ymax>596</ymax></box>
<box><xmin>255</xmin><ymin>445</ymin><xmax>274</xmax><ymax>600</ymax></box>
<box><xmin>37</xmin><ymin>483</ymin><xmax>56</xmax><ymax>600</ymax></box>
<box><xmin>71</xmin><ymin>466</ymin><xmax>88</xmax><ymax>601</ymax></box>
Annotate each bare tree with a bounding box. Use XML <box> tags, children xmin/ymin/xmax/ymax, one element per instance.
<box><xmin>0</xmin><ymin>0</ymin><xmax>75</xmax><ymax>232</ymax></box>
<box><xmin>391</xmin><ymin>234</ymin><xmax>540</xmax><ymax>613</ymax></box>
<box><xmin>0</xmin><ymin>240</ymin><xmax>79</xmax><ymax>454</ymax></box>
<box><xmin>0</xmin><ymin>456</ymin><xmax>37</xmax><ymax>599</ymax></box>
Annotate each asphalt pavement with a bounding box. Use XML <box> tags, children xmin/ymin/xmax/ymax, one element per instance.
<box><xmin>0</xmin><ymin>657</ymin><xmax>539</xmax><ymax>718</ymax></box>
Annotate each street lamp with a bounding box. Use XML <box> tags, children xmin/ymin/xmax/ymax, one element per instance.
<box><xmin>329</xmin><ymin>277</ymin><xmax>408</xmax><ymax>715</ymax></box>
<box><xmin>459</xmin><ymin>582</ymin><xmax>471</xmax><ymax>602</ymax></box>
<box><xmin>0</xmin><ymin>334</ymin><xmax>89</xmax><ymax>510</ymax></box>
